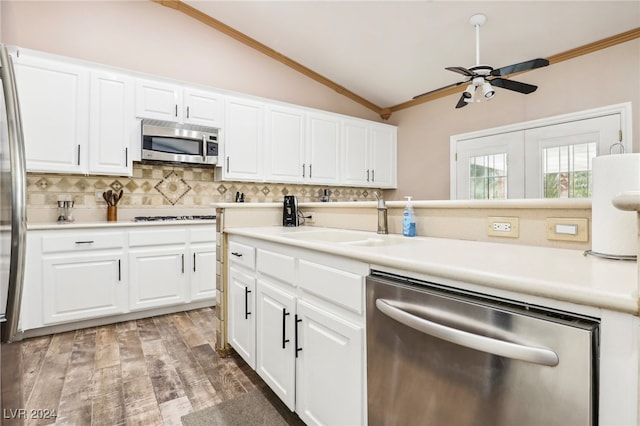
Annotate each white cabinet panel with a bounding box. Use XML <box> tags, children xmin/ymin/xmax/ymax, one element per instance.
<box><xmin>89</xmin><ymin>71</ymin><xmax>135</xmax><ymax>176</ymax></box>
<box><xmin>42</xmin><ymin>252</ymin><xmax>126</xmax><ymax>324</ymax></box>
<box><xmin>14</xmin><ymin>54</ymin><xmax>89</xmax><ymax>173</ymax></box>
<box><xmin>369</xmin><ymin>123</ymin><xmax>397</xmax><ymax>188</ymax></box>
<box><xmin>135</xmin><ymin>79</ymin><xmax>181</xmax><ymax>121</ymax></box>
<box><xmin>190</xmin><ymin>243</ymin><xmax>216</xmax><ymax>301</ymax></box>
<box><xmin>184</xmin><ymin>88</ymin><xmax>224</xmax><ymax>128</ymax></box>
<box><xmin>256</xmin><ymin>279</ymin><xmax>296</xmax><ymax>410</ymax></box>
<box><xmin>228</xmin><ymin>265</ymin><xmax>257</xmax><ymax>368</ymax></box>
<box><xmin>128</xmin><ymin>246</ymin><xmax>188</xmax><ymax>311</ymax></box>
<box><xmin>223</xmin><ymin>97</ymin><xmax>264</xmax><ymax>181</ymax></box>
<box><xmin>342</xmin><ymin>120</ymin><xmax>369</xmax><ymax>186</ymax></box>
<box><xmin>265</xmin><ymin>105</ymin><xmax>305</xmax><ymax>183</ymax></box>
<box><xmin>306</xmin><ymin>112</ymin><xmax>340</xmax><ymax>184</ymax></box>
<box><xmin>296</xmin><ymin>299</ymin><xmax>364</xmax><ymax>426</ymax></box>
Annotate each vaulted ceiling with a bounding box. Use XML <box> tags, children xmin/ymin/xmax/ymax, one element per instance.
<box><xmin>156</xmin><ymin>1</ymin><xmax>639</xmax><ymax>118</ymax></box>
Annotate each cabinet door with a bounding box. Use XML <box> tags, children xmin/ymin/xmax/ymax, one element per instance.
<box><xmin>228</xmin><ymin>265</ymin><xmax>256</xmax><ymax>368</ymax></box>
<box><xmin>223</xmin><ymin>97</ymin><xmax>264</xmax><ymax>181</ymax></box>
<box><xmin>42</xmin><ymin>252</ymin><xmax>126</xmax><ymax>324</ymax></box>
<box><xmin>129</xmin><ymin>246</ymin><xmax>188</xmax><ymax>311</ymax></box>
<box><xmin>190</xmin><ymin>243</ymin><xmax>216</xmax><ymax>301</ymax></box>
<box><xmin>295</xmin><ymin>300</ymin><xmax>364</xmax><ymax>426</ymax></box>
<box><xmin>264</xmin><ymin>105</ymin><xmax>305</xmax><ymax>183</ymax></box>
<box><xmin>135</xmin><ymin>79</ymin><xmax>181</xmax><ymax>121</ymax></box>
<box><xmin>14</xmin><ymin>54</ymin><xmax>89</xmax><ymax>173</ymax></box>
<box><xmin>184</xmin><ymin>88</ymin><xmax>224</xmax><ymax>128</ymax></box>
<box><xmin>256</xmin><ymin>279</ymin><xmax>296</xmax><ymax>410</ymax></box>
<box><xmin>370</xmin><ymin>123</ymin><xmax>397</xmax><ymax>188</ymax></box>
<box><xmin>306</xmin><ymin>112</ymin><xmax>340</xmax><ymax>184</ymax></box>
<box><xmin>89</xmin><ymin>71</ymin><xmax>134</xmax><ymax>176</ymax></box>
<box><xmin>342</xmin><ymin>119</ymin><xmax>369</xmax><ymax>186</ymax></box>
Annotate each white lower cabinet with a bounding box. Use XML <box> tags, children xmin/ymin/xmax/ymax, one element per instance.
<box><xmin>23</xmin><ymin>224</ymin><xmax>216</xmax><ymax>332</ymax></box>
<box><xmin>256</xmin><ymin>278</ymin><xmax>296</xmax><ymax>409</ymax></box>
<box><xmin>129</xmin><ymin>245</ymin><xmax>188</xmax><ymax>311</ymax></box>
<box><xmin>295</xmin><ymin>300</ymin><xmax>363</xmax><ymax>426</ymax></box>
<box><xmin>228</xmin><ymin>235</ymin><xmax>367</xmax><ymax>425</ymax></box>
<box><xmin>42</xmin><ymin>251</ymin><xmax>126</xmax><ymax>325</ymax></box>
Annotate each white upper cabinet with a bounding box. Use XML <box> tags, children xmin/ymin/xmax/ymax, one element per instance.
<box><xmin>183</xmin><ymin>87</ymin><xmax>224</xmax><ymax>128</ymax></box>
<box><xmin>14</xmin><ymin>52</ymin><xmax>90</xmax><ymax>174</ymax></box>
<box><xmin>13</xmin><ymin>48</ymin><xmax>136</xmax><ymax>176</ymax></box>
<box><xmin>222</xmin><ymin>96</ymin><xmax>265</xmax><ymax>181</ymax></box>
<box><xmin>89</xmin><ymin>70</ymin><xmax>135</xmax><ymax>176</ymax></box>
<box><xmin>369</xmin><ymin>122</ymin><xmax>397</xmax><ymax>188</ymax></box>
<box><xmin>135</xmin><ymin>79</ymin><xmax>224</xmax><ymax>128</ymax></box>
<box><xmin>264</xmin><ymin>104</ymin><xmax>306</xmax><ymax>183</ymax></box>
<box><xmin>135</xmin><ymin>79</ymin><xmax>181</xmax><ymax>122</ymax></box>
<box><xmin>342</xmin><ymin>119</ymin><xmax>397</xmax><ymax>188</ymax></box>
<box><xmin>305</xmin><ymin>112</ymin><xmax>341</xmax><ymax>185</ymax></box>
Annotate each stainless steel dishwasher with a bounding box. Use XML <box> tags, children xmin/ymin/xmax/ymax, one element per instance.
<box><xmin>366</xmin><ymin>271</ymin><xmax>599</xmax><ymax>426</ymax></box>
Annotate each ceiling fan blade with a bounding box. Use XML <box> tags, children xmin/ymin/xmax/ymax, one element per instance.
<box><xmin>490</xmin><ymin>78</ymin><xmax>538</xmax><ymax>94</ymax></box>
<box><xmin>490</xmin><ymin>58</ymin><xmax>550</xmax><ymax>77</ymax></box>
<box><xmin>413</xmin><ymin>81</ymin><xmax>465</xmax><ymax>100</ymax></box>
<box><xmin>455</xmin><ymin>93</ymin><xmax>470</xmax><ymax>109</ymax></box>
<box><xmin>446</xmin><ymin>66</ymin><xmax>475</xmax><ymax>77</ymax></box>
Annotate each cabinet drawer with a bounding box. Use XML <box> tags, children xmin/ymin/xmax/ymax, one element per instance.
<box><xmin>42</xmin><ymin>231</ymin><xmax>125</xmax><ymax>253</ymax></box>
<box><xmin>129</xmin><ymin>228</ymin><xmax>186</xmax><ymax>247</ymax></box>
<box><xmin>299</xmin><ymin>259</ymin><xmax>363</xmax><ymax>314</ymax></box>
<box><xmin>257</xmin><ymin>249</ymin><xmax>295</xmax><ymax>286</ymax></box>
<box><xmin>189</xmin><ymin>226</ymin><xmax>216</xmax><ymax>243</ymax></box>
<box><xmin>228</xmin><ymin>241</ymin><xmax>255</xmax><ymax>270</ymax></box>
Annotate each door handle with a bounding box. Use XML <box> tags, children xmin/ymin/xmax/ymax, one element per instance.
<box><xmin>366</xmin><ymin>169</ymin><xmax>370</xmax><ymax>182</ymax></box>
<box><xmin>295</xmin><ymin>314</ymin><xmax>302</xmax><ymax>357</ymax></box>
<box><xmin>193</xmin><ymin>253</ymin><xmax>196</xmax><ymax>272</ymax></box>
<box><xmin>375</xmin><ymin>298</ymin><xmax>559</xmax><ymax>367</ymax></box>
<box><xmin>181</xmin><ymin>254</ymin><xmax>184</xmax><ymax>274</ymax></box>
<box><xmin>244</xmin><ymin>287</ymin><xmax>252</xmax><ymax>319</ymax></box>
<box><xmin>282</xmin><ymin>308</ymin><xmax>290</xmax><ymax>349</ymax></box>
<box><xmin>118</xmin><ymin>259</ymin><xmax>121</xmax><ymax>281</ymax></box>
<box><xmin>302</xmin><ymin>163</ymin><xmax>305</xmax><ymax>178</ymax></box>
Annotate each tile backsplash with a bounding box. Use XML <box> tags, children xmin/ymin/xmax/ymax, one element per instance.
<box><xmin>27</xmin><ymin>162</ymin><xmax>378</xmax><ymax>220</ymax></box>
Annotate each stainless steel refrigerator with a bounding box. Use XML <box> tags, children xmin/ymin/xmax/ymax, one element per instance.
<box><xmin>0</xmin><ymin>43</ymin><xmax>27</xmax><ymax>424</ymax></box>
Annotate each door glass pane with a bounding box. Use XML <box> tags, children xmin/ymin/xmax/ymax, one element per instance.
<box><xmin>469</xmin><ymin>153</ymin><xmax>507</xmax><ymax>199</ymax></box>
<box><xmin>543</xmin><ymin>142</ymin><xmax>596</xmax><ymax>198</ymax></box>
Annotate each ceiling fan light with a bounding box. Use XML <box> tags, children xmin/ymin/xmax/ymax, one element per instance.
<box><xmin>482</xmin><ymin>81</ymin><xmax>495</xmax><ymax>99</ymax></box>
<box><xmin>463</xmin><ymin>84</ymin><xmax>475</xmax><ymax>103</ymax></box>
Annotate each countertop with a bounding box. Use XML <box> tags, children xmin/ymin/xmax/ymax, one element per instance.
<box><xmin>28</xmin><ymin>219</ymin><xmax>216</xmax><ymax>230</ymax></box>
<box><xmin>225</xmin><ymin>226</ymin><xmax>639</xmax><ymax>315</ymax></box>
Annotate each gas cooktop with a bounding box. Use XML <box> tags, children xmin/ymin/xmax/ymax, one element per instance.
<box><xmin>133</xmin><ymin>215</ymin><xmax>216</xmax><ymax>222</ymax></box>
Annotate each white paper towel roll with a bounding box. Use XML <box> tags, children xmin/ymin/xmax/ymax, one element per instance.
<box><xmin>591</xmin><ymin>153</ymin><xmax>640</xmax><ymax>257</ymax></box>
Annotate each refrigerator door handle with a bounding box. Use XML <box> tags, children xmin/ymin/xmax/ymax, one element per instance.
<box><xmin>0</xmin><ymin>44</ymin><xmax>28</xmax><ymax>342</ymax></box>
<box><xmin>375</xmin><ymin>298</ymin><xmax>559</xmax><ymax>367</ymax></box>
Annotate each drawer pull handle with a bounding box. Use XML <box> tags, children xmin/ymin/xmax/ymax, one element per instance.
<box><xmin>231</xmin><ymin>252</ymin><xmax>243</xmax><ymax>257</ymax></box>
<box><xmin>244</xmin><ymin>287</ymin><xmax>252</xmax><ymax>319</ymax></box>
<box><xmin>282</xmin><ymin>308</ymin><xmax>290</xmax><ymax>349</ymax></box>
<box><xmin>75</xmin><ymin>241</ymin><xmax>94</xmax><ymax>244</ymax></box>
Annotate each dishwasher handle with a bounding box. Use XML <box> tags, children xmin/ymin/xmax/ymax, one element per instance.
<box><xmin>376</xmin><ymin>298</ymin><xmax>559</xmax><ymax>367</ymax></box>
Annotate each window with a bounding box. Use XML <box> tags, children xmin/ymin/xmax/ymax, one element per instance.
<box><xmin>451</xmin><ymin>103</ymin><xmax>629</xmax><ymax>200</ymax></box>
<box><xmin>469</xmin><ymin>153</ymin><xmax>508</xmax><ymax>199</ymax></box>
<box><xmin>543</xmin><ymin>143</ymin><xmax>596</xmax><ymax>198</ymax></box>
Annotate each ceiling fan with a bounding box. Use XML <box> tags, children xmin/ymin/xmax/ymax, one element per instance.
<box><xmin>413</xmin><ymin>13</ymin><xmax>550</xmax><ymax>108</ymax></box>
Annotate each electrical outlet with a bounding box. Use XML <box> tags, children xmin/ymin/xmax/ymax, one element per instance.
<box><xmin>304</xmin><ymin>211</ymin><xmax>316</xmax><ymax>224</ymax></box>
<box><xmin>95</xmin><ymin>190</ymin><xmax>105</xmax><ymax>202</ymax></box>
<box><xmin>487</xmin><ymin>217</ymin><xmax>519</xmax><ymax>238</ymax></box>
<box><xmin>546</xmin><ymin>218</ymin><xmax>589</xmax><ymax>242</ymax></box>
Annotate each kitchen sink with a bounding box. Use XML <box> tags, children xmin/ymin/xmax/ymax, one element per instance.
<box><xmin>281</xmin><ymin>229</ymin><xmax>406</xmax><ymax>246</ymax></box>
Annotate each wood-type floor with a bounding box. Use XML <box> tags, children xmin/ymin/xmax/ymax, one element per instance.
<box><xmin>19</xmin><ymin>307</ymin><xmax>297</xmax><ymax>426</ymax></box>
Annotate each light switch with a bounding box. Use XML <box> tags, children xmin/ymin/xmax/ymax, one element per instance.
<box><xmin>546</xmin><ymin>218</ymin><xmax>589</xmax><ymax>242</ymax></box>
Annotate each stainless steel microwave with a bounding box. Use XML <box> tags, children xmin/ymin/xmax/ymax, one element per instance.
<box><xmin>141</xmin><ymin>119</ymin><xmax>219</xmax><ymax>166</ymax></box>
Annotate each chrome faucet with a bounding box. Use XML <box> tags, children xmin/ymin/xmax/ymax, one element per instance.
<box><xmin>374</xmin><ymin>191</ymin><xmax>388</xmax><ymax>234</ymax></box>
